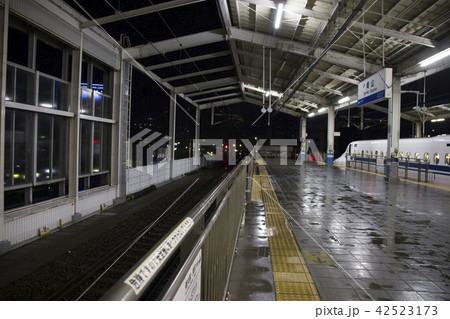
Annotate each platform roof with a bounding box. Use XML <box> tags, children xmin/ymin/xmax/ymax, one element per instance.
<box><xmin>63</xmin><ymin>0</ymin><xmax>450</xmax><ymax>122</ymax></box>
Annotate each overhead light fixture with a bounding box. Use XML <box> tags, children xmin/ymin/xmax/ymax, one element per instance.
<box><xmin>431</xmin><ymin>118</ymin><xmax>445</xmax><ymax>122</ymax></box>
<box><xmin>274</xmin><ymin>3</ymin><xmax>284</xmax><ymax>29</ymax></box>
<box><xmin>243</xmin><ymin>83</ymin><xmax>282</xmax><ymax>97</ymax></box>
<box><xmin>318</xmin><ymin>107</ymin><xmax>327</xmax><ymax>113</ymax></box>
<box><xmin>338</xmin><ymin>96</ymin><xmax>350</xmax><ymax>104</ymax></box>
<box><xmin>308</xmin><ymin>113</ymin><xmax>315</xmax><ymax>117</ymax></box>
<box><xmin>419</xmin><ymin>48</ymin><xmax>450</xmax><ymax>67</ymax></box>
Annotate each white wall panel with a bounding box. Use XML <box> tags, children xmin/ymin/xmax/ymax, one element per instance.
<box><xmin>5</xmin><ymin>202</ymin><xmax>74</xmax><ymax>246</ymax></box>
<box><xmin>78</xmin><ymin>186</ymin><xmax>117</xmax><ymax>217</ymax></box>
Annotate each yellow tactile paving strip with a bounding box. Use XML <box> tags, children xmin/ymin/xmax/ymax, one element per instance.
<box><xmin>252</xmin><ymin>161</ymin><xmax>320</xmax><ymax>301</ymax></box>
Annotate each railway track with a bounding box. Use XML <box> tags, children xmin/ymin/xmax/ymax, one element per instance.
<box><xmin>0</xmin><ymin>168</ymin><xmax>223</xmax><ymax>301</ymax></box>
<box><xmin>47</xmin><ymin>172</ymin><xmax>226</xmax><ymax>301</ymax></box>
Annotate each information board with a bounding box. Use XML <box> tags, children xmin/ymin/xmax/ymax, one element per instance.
<box><xmin>358</xmin><ymin>68</ymin><xmax>392</xmax><ymax>106</ymax></box>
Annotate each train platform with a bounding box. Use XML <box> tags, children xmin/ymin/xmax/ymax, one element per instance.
<box><xmin>227</xmin><ymin>159</ymin><xmax>450</xmax><ymax>301</ymax></box>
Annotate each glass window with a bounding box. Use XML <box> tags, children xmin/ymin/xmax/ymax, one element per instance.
<box><xmin>33</xmin><ymin>183</ymin><xmax>61</xmax><ymax>204</ymax></box>
<box><xmin>424</xmin><ymin>152</ymin><xmax>430</xmax><ymax>162</ymax></box>
<box><xmin>38</xmin><ymin>76</ymin><xmax>53</xmax><ymax>108</ymax></box>
<box><xmin>434</xmin><ymin>153</ymin><xmax>440</xmax><ymax>165</ymax></box>
<box><xmin>81</xmin><ymin>89</ymin><xmax>93</xmax><ymax>115</ymax></box>
<box><xmin>446</xmin><ymin>154</ymin><xmax>450</xmax><ymax>165</ymax></box>
<box><xmin>53</xmin><ymin>116</ymin><xmax>67</xmax><ymax>179</ymax></box>
<box><xmin>36</xmin><ymin>40</ymin><xmax>62</xmax><ymax>78</ymax></box>
<box><xmin>380</xmin><ymin>151</ymin><xmax>384</xmax><ymax>157</ymax></box>
<box><xmin>7</xmin><ymin>27</ymin><xmax>29</xmax><ymax>67</ymax></box>
<box><xmin>92</xmin><ymin>66</ymin><xmax>104</xmax><ymax>93</ymax></box>
<box><xmin>399</xmin><ymin>152</ymin><xmax>403</xmax><ymax>160</ymax></box>
<box><xmin>93</xmin><ymin>122</ymin><xmax>102</xmax><ymax>173</ymax></box>
<box><xmin>13</xmin><ymin>110</ymin><xmax>33</xmax><ymax>184</ymax></box>
<box><xmin>6</xmin><ymin>65</ymin><xmax>15</xmax><ymax>101</ymax></box>
<box><xmin>375</xmin><ymin>151</ymin><xmax>378</xmax><ymax>156</ymax></box>
<box><xmin>81</xmin><ymin>61</ymin><xmax>88</xmax><ymax>87</ymax></box>
<box><xmin>4</xmin><ymin>189</ymin><xmax>26</xmax><ymax>211</ymax></box>
<box><xmin>415</xmin><ymin>152</ymin><xmax>420</xmax><ymax>160</ymax></box>
<box><xmin>80</xmin><ymin>120</ymin><xmax>92</xmax><ymax>175</ymax></box>
<box><xmin>406</xmin><ymin>152</ymin><xmax>411</xmax><ymax>160</ymax></box>
<box><xmin>101</xmin><ymin>123</ymin><xmax>111</xmax><ymax>172</ymax></box>
<box><xmin>36</xmin><ymin>114</ymin><xmax>52</xmax><ymax>182</ymax></box>
<box><xmin>15</xmin><ymin>68</ymin><xmax>35</xmax><ymax>105</ymax></box>
<box><xmin>54</xmin><ymin>80</ymin><xmax>68</xmax><ymax>111</ymax></box>
<box><xmin>4</xmin><ymin>109</ymin><xmax>13</xmax><ymax>186</ymax></box>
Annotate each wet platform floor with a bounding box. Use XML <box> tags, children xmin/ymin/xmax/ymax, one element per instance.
<box><xmin>228</xmin><ymin>160</ymin><xmax>450</xmax><ymax>301</ymax></box>
<box><xmin>268</xmin><ymin>160</ymin><xmax>450</xmax><ymax>301</ymax></box>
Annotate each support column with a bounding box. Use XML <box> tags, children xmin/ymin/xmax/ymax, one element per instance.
<box><xmin>194</xmin><ymin>106</ymin><xmax>200</xmax><ymax>167</ymax></box>
<box><xmin>299</xmin><ymin>116</ymin><xmax>307</xmax><ymax>163</ymax></box>
<box><xmin>169</xmin><ymin>91</ymin><xmax>176</xmax><ymax>179</ymax></box>
<box><xmin>68</xmin><ymin>39</ymin><xmax>83</xmax><ymax>214</ymax></box>
<box><xmin>386</xmin><ymin>76</ymin><xmax>401</xmax><ymax>182</ymax></box>
<box><xmin>415</xmin><ymin>122</ymin><xmax>422</xmax><ymax>138</ymax></box>
<box><xmin>113</xmin><ymin>60</ymin><xmax>129</xmax><ymax>202</ymax></box>
<box><xmin>0</xmin><ymin>1</ymin><xmax>9</xmax><ymax>251</ymax></box>
<box><xmin>327</xmin><ymin>105</ymin><xmax>335</xmax><ymax>165</ymax></box>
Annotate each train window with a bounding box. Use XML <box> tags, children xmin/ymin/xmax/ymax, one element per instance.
<box><xmin>380</xmin><ymin>151</ymin><xmax>384</xmax><ymax>157</ymax></box>
<box><xmin>365</xmin><ymin>150</ymin><xmax>369</xmax><ymax>156</ymax></box>
<box><xmin>399</xmin><ymin>152</ymin><xmax>403</xmax><ymax>160</ymax></box>
<box><xmin>434</xmin><ymin>153</ymin><xmax>439</xmax><ymax>165</ymax></box>
<box><xmin>415</xmin><ymin>152</ymin><xmax>420</xmax><ymax>160</ymax></box>
<box><xmin>406</xmin><ymin>152</ymin><xmax>411</xmax><ymax>160</ymax></box>
<box><xmin>424</xmin><ymin>152</ymin><xmax>430</xmax><ymax>162</ymax></box>
<box><xmin>370</xmin><ymin>150</ymin><xmax>373</xmax><ymax>156</ymax></box>
<box><xmin>375</xmin><ymin>151</ymin><xmax>378</xmax><ymax>156</ymax></box>
<box><xmin>446</xmin><ymin>153</ymin><xmax>450</xmax><ymax>165</ymax></box>
<box><xmin>357</xmin><ymin>151</ymin><xmax>361</xmax><ymax>156</ymax></box>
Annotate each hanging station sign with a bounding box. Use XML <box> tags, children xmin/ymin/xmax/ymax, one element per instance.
<box><xmin>357</xmin><ymin>68</ymin><xmax>393</xmax><ymax>106</ymax></box>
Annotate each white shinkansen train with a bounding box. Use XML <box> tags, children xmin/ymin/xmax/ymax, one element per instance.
<box><xmin>334</xmin><ymin>135</ymin><xmax>450</xmax><ymax>187</ymax></box>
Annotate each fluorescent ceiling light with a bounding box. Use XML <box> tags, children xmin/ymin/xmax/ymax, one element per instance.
<box><xmin>318</xmin><ymin>107</ymin><xmax>327</xmax><ymax>113</ymax></box>
<box><xmin>243</xmin><ymin>83</ymin><xmax>282</xmax><ymax>97</ymax></box>
<box><xmin>431</xmin><ymin>118</ymin><xmax>445</xmax><ymax>122</ymax></box>
<box><xmin>419</xmin><ymin>48</ymin><xmax>450</xmax><ymax>67</ymax></box>
<box><xmin>308</xmin><ymin>113</ymin><xmax>315</xmax><ymax>117</ymax></box>
<box><xmin>39</xmin><ymin>103</ymin><xmax>53</xmax><ymax>108</ymax></box>
<box><xmin>274</xmin><ymin>3</ymin><xmax>284</xmax><ymax>29</ymax></box>
<box><xmin>338</xmin><ymin>96</ymin><xmax>350</xmax><ymax>104</ymax></box>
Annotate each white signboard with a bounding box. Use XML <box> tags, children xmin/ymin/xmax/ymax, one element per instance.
<box><xmin>358</xmin><ymin>68</ymin><xmax>392</xmax><ymax>106</ymax></box>
<box><xmin>173</xmin><ymin>249</ymin><xmax>202</xmax><ymax>301</ymax></box>
<box><xmin>124</xmin><ymin>217</ymin><xmax>194</xmax><ymax>295</ymax></box>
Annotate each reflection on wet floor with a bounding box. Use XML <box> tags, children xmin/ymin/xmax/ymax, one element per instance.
<box><xmin>266</xmin><ymin>159</ymin><xmax>450</xmax><ymax>301</ymax></box>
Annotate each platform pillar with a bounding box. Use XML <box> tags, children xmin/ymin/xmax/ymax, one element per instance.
<box><xmin>386</xmin><ymin>76</ymin><xmax>401</xmax><ymax>182</ymax></box>
<box><xmin>0</xmin><ymin>1</ymin><xmax>9</xmax><ymax>249</ymax></box>
<box><xmin>327</xmin><ymin>105</ymin><xmax>335</xmax><ymax>165</ymax></box>
<box><xmin>299</xmin><ymin>116</ymin><xmax>307</xmax><ymax>163</ymax></box>
<box><xmin>415</xmin><ymin>122</ymin><xmax>422</xmax><ymax>138</ymax></box>
<box><xmin>194</xmin><ymin>106</ymin><xmax>200</xmax><ymax>167</ymax></box>
<box><xmin>169</xmin><ymin>91</ymin><xmax>177</xmax><ymax>179</ymax></box>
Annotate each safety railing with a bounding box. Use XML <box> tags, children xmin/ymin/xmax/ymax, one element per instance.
<box><xmin>101</xmin><ymin>156</ymin><xmax>253</xmax><ymax>301</ymax></box>
<box><xmin>345</xmin><ymin>153</ymin><xmax>435</xmax><ymax>182</ymax></box>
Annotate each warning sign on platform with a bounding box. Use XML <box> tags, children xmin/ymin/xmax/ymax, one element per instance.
<box><xmin>173</xmin><ymin>249</ymin><xmax>202</xmax><ymax>301</ymax></box>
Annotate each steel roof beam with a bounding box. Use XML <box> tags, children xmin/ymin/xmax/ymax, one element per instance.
<box><xmin>239</xmin><ymin>0</ymin><xmax>329</xmax><ymax>20</ymax></box>
<box><xmin>81</xmin><ymin>0</ymin><xmax>206</xmax><ymax>28</ymax></box>
<box><xmin>161</xmin><ymin>66</ymin><xmax>234</xmax><ymax>82</ymax></box>
<box><xmin>194</xmin><ymin>92</ymin><xmax>240</xmax><ymax>103</ymax></box>
<box><xmin>175</xmin><ymin>77</ymin><xmax>239</xmax><ymax>94</ymax></box>
<box><xmin>186</xmin><ymin>85</ymin><xmax>239</xmax><ymax>98</ymax></box>
<box><xmin>199</xmin><ymin>97</ymin><xmax>244</xmax><ymax>110</ymax></box>
<box><xmin>125</xmin><ymin>29</ymin><xmax>226</xmax><ymax>59</ymax></box>
<box><xmin>340</xmin><ymin>18</ymin><xmax>437</xmax><ymax>48</ymax></box>
<box><xmin>228</xmin><ymin>27</ymin><xmax>380</xmax><ymax>73</ymax></box>
<box><xmin>144</xmin><ymin>51</ymin><xmax>231</xmax><ymax>71</ymax></box>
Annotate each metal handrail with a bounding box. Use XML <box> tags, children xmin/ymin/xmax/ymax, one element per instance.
<box><xmin>100</xmin><ymin>156</ymin><xmax>251</xmax><ymax>301</ymax></box>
